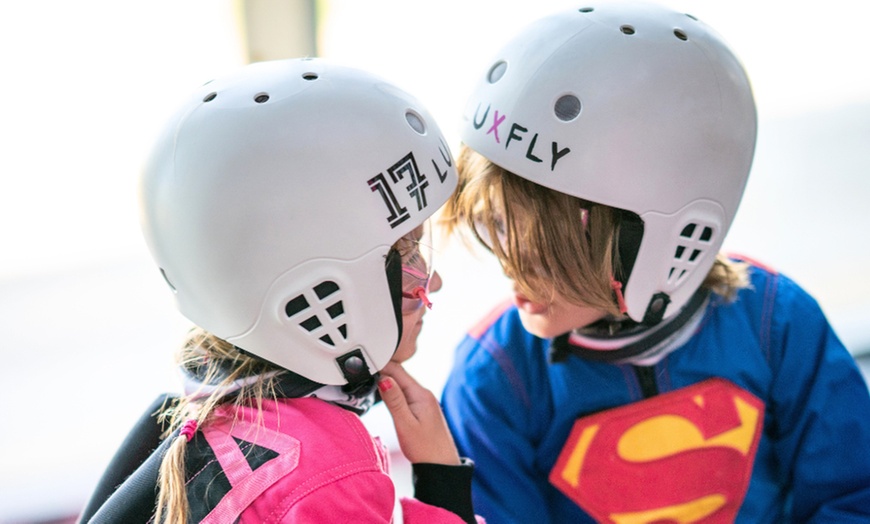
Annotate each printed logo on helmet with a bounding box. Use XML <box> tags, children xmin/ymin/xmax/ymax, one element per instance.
<box><xmin>472</xmin><ymin>102</ymin><xmax>572</xmax><ymax>172</ymax></box>
<box><xmin>549</xmin><ymin>378</ymin><xmax>764</xmax><ymax>523</ymax></box>
<box><xmin>369</xmin><ymin>142</ymin><xmax>452</xmax><ymax>229</ymax></box>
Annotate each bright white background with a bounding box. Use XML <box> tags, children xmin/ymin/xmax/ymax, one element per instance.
<box><xmin>1</xmin><ymin>1</ymin><xmax>868</xmax><ymax>522</ymax></box>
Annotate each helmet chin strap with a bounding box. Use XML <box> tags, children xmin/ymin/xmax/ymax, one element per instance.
<box><xmin>549</xmin><ymin>287</ymin><xmax>710</xmax><ymax>364</ymax></box>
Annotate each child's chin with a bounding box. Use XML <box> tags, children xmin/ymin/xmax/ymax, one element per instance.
<box><xmin>517</xmin><ymin>312</ymin><xmax>562</xmax><ymax>340</ymax></box>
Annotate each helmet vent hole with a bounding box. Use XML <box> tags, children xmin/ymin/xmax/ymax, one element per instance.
<box><xmin>314</xmin><ymin>280</ymin><xmax>339</xmax><ymax>299</ymax></box>
<box><xmin>286</xmin><ymin>281</ymin><xmax>349</xmax><ymax>347</ymax></box>
<box><xmin>666</xmin><ymin>222</ymin><xmax>716</xmax><ymax>288</ymax></box>
<box><xmin>578</xmin><ymin>7</ymin><xmax>594</xmax><ymax>13</ymax></box>
<box><xmin>487</xmin><ymin>60</ymin><xmax>507</xmax><ymax>84</ymax></box>
<box><xmin>685</xmin><ymin>13</ymin><xmax>698</xmax><ymax>21</ymax></box>
<box><xmin>285</xmin><ymin>294</ymin><xmax>310</xmax><ymax>316</ymax></box>
<box><xmin>620</xmin><ymin>25</ymin><xmax>636</xmax><ymax>35</ymax></box>
<box><xmin>254</xmin><ymin>93</ymin><xmax>270</xmax><ymax>104</ymax></box>
<box><xmin>405</xmin><ymin>110</ymin><xmax>427</xmax><ymax>135</ymax></box>
<box><xmin>203</xmin><ymin>92</ymin><xmax>217</xmax><ymax>103</ymax></box>
<box><xmin>326</xmin><ymin>301</ymin><xmax>344</xmax><ymax>319</ymax></box>
<box><xmin>302</xmin><ymin>72</ymin><xmax>319</xmax><ymax>81</ymax></box>
<box><xmin>674</xmin><ymin>29</ymin><xmax>688</xmax><ymax>41</ymax></box>
<box><xmin>554</xmin><ymin>94</ymin><xmax>582</xmax><ymax>121</ymax></box>
<box><xmin>299</xmin><ymin>315</ymin><xmax>322</xmax><ymax>331</ymax></box>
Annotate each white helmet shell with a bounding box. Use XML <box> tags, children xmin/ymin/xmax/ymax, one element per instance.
<box><xmin>461</xmin><ymin>2</ymin><xmax>757</xmax><ymax>323</ymax></box>
<box><xmin>141</xmin><ymin>59</ymin><xmax>457</xmax><ymax>385</ymax></box>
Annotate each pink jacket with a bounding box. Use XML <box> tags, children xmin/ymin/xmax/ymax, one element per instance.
<box><xmin>193</xmin><ymin>397</ymin><xmax>477</xmax><ymax>523</ymax></box>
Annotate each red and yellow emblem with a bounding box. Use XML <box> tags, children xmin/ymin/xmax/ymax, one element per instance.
<box><xmin>549</xmin><ymin>378</ymin><xmax>764</xmax><ymax>523</ymax></box>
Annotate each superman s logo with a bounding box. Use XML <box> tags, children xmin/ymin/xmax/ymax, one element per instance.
<box><xmin>549</xmin><ymin>378</ymin><xmax>764</xmax><ymax>523</ymax></box>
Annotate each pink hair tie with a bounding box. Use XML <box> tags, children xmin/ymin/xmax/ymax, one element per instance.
<box><xmin>610</xmin><ymin>277</ymin><xmax>629</xmax><ymax>315</ymax></box>
<box><xmin>179</xmin><ymin>420</ymin><xmax>198</xmax><ymax>442</ymax></box>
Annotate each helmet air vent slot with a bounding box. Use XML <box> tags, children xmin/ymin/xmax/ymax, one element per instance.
<box><xmin>285</xmin><ymin>280</ymin><xmax>348</xmax><ymax>348</ymax></box>
<box><xmin>666</xmin><ymin>222</ymin><xmax>716</xmax><ymax>287</ymax></box>
<box><xmin>203</xmin><ymin>92</ymin><xmax>217</xmax><ymax>103</ymax></box>
<box><xmin>620</xmin><ymin>25</ymin><xmax>636</xmax><ymax>36</ymax></box>
<box><xmin>314</xmin><ymin>280</ymin><xmax>339</xmax><ymax>299</ymax></box>
<box><xmin>487</xmin><ymin>61</ymin><xmax>507</xmax><ymax>84</ymax></box>
<box><xmin>674</xmin><ymin>29</ymin><xmax>688</xmax><ymax>41</ymax></box>
<box><xmin>554</xmin><ymin>95</ymin><xmax>582</xmax><ymax>122</ymax></box>
<box><xmin>285</xmin><ymin>295</ymin><xmax>310</xmax><ymax>316</ymax></box>
<box><xmin>326</xmin><ymin>301</ymin><xmax>344</xmax><ymax>318</ymax></box>
<box><xmin>405</xmin><ymin>110</ymin><xmax>427</xmax><ymax>135</ymax></box>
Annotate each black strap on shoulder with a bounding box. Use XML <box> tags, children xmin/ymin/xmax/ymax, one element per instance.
<box><xmin>78</xmin><ymin>393</ymin><xmax>176</xmax><ymax>523</ymax></box>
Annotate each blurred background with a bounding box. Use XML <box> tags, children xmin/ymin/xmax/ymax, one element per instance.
<box><xmin>1</xmin><ymin>0</ymin><xmax>868</xmax><ymax>522</ymax></box>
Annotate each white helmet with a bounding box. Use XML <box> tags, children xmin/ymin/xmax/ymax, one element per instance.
<box><xmin>461</xmin><ymin>2</ymin><xmax>756</xmax><ymax>324</ymax></box>
<box><xmin>140</xmin><ymin>59</ymin><xmax>457</xmax><ymax>385</ymax></box>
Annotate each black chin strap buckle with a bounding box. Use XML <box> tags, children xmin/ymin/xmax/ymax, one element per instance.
<box><xmin>337</xmin><ymin>348</ymin><xmax>374</xmax><ymax>390</ymax></box>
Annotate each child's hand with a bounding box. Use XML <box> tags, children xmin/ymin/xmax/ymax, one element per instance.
<box><xmin>378</xmin><ymin>361</ymin><xmax>461</xmax><ymax>466</ymax></box>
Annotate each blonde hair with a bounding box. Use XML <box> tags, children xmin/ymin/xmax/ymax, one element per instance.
<box><xmin>440</xmin><ymin>145</ymin><xmax>749</xmax><ymax>315</ymax></box>
<box><xmin>154</xmin><ymin>328</ymin><xmax>285</xmax><ymax>523</ymax></box>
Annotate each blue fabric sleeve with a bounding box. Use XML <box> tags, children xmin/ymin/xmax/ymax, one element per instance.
<box><xmin>766</xmin><ymin>275</ymin><xmax>870</xmax><ymax>522</ymax></box>
<box><xmin>441</xmin><ymin>315</ymin><xmax>558</xmax><ymax>524</ymax></box>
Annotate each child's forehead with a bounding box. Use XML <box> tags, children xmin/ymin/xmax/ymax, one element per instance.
<box><xmin>408</xmin><ymin>224</ymin><xmax>425</xmax><ymax>240</ymax></box>
<box><xmin>394</xmin><ymin>224</ymin><xmax>427</xmax><ymax>251</ymax></box>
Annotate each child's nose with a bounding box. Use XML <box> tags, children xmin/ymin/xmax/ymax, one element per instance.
<box><xmin>429</xmin><ymin>270</ymin><xmax>443</xmax><ymax>293</ymax></box>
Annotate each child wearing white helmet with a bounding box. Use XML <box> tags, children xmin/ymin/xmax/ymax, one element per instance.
<box><xmin>79</xmin><ymin>58</ymin><xmax>481</xmax><ymax>523</ymax></box>
<box><xmin>440</xmin><ymin>2</ymin><xmax>870</xmax><ymax>522</ymax></box>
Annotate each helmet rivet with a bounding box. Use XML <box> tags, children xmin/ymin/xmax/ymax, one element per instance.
<box><xmin>343</xmin><ymin>355</ymin><xmax>365</xmax><ymax>375</ymax></box>
<box><xmin>642</xmin><ymin>292</ymin><xmax>672</xmax><ymax>326</ymax></box>
<box><xmin>254</xmin><ymin>93</ymin><xmax>270</xmax><ymax>103</ymax></box>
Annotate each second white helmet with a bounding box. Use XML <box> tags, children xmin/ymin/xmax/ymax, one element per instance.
<box><xmin>461</xmin><ymin>2</ymin><xmax>757</xmax><ymax>324</ymax></box>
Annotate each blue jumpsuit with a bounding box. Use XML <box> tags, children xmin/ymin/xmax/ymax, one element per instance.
<box><xmin>442</xmin><ymin>263</ymin><xmax>870</xmax><ymax>523</ymax></box>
